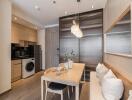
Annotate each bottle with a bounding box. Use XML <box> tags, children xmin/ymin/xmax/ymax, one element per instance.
<box><xmin>128</xmin><ymin>90</ymin><xmax>132</xmax><ymax>100</ymax></box>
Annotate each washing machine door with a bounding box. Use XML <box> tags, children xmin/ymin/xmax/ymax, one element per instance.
<box><xmin>26</xmin><ymin>62</ymin><xmax>34</xmax><ymax>72</ymax></box>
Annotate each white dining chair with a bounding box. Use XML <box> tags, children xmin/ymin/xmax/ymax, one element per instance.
<box><xmin>45</xmin><ymin>81</ymin><xmax>70</xmax><ymax>100</ymax></box>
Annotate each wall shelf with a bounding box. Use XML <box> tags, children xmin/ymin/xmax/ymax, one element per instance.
<box><xmin>61</xmin><ymin>24</ymin><xmax>103</xmax><ymax>32</ymax></box>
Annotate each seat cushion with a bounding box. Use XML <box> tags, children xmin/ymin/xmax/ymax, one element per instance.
<box><xmin>101</xmin><ymin>78</ymin><xmax>124</xmax><ymax>100</ymax></box>
<box><xmin>48</xmin><ymin>82</ymin><xmax>67</xmax><ymax>90</ymax></box>
<box><xmin>90</xmin><ymin>72</ymin><xmax>105</xmax><ymax>100</ymax></box>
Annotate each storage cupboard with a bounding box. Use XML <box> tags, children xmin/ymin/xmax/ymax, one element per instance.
<box><xmin>11</xmin><ymin>60</ymin><xmax>22</xmax><ymax>82</ymax></box>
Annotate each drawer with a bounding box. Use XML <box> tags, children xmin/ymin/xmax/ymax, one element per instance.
<box><xmin>12</xmin><ymin>60</ymin><xmax>21</xmax><ymax>65</ymax></box>
<box><xmin>11</xmin><ymin>63</ymin><xmax>22</xmax><ymax>82</ymax></box>
<box><xmin>13</xmin><ymin>64</ymin><xmax>21</xmax><ymax>77</ymax></box>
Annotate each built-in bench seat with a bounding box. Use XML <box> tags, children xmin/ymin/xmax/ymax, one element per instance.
<box><xmin>90</xmin><ymin>71</ymin><xmax>105</xmax><ymax>100</ymax></box>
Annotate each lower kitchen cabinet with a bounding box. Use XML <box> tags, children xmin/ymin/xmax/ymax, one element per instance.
<box><xmin>11</xmin><ymin>60</ymin><xmax>22</xmax><ymax>82</ymax></box>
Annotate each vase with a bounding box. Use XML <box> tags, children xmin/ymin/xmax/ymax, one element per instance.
<box><xmin>64</xmin><ymin>62</ymin><xmax>69</xmax><ymax>70</ymax></box>
<box><xmin>68</xmin><ymin>59</ymin><xmax>73</xmax><ymax>69</ymax></box>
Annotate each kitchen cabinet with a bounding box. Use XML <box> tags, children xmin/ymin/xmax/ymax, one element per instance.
<box><xmin>11</xmin><ymin>22</ymin><xmax>37</xmax><ymax>43</ymax></box>
<box><xmin>11</xmin><ymin>60</ymin><xmax>22</xmax><ymax>82</ymax></box>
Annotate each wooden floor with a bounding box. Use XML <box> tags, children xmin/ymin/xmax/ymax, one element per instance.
<box><xmin>0</xmin><ymin>71</ymin><xmax>89</xmax><ymax>100</ymax></box>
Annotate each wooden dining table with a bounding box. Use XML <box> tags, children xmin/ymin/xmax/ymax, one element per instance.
<box><xmin>41</xmin><ymin>63</ymin><xmax>85</xmax><ymax>100</ymax></box>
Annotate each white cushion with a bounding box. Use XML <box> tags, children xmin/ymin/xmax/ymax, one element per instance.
<box><xmin>90</xmin><ymin>72</ymin><xmax>105</xmax><ymax>100</ymax></box>
<box><xmin>128</xmin><ymin>90</ymin><xmax>132</xmax><ymax>100</ymax></box>
<box><xmin>103</xmin><ymin>94</ymin><xmax>116</xmax><ymax>100</ymax></box>
<box><xmin>101</xmin><ymin>78</ymin><xmax>124</xmax><ymax>100</ymax></box>
<box><xmin>96</xmin><ymin>63</ymin><xmax>109</xmax><ymax>80</ymax></box>
<box><xmin>103</xmin><ymin>69</ymin><xmax>117</xmax><ymax>79</ymax></box>
<box><xmin>96</xmin><ymin>63</ymin><xmax>102</xmax><ymax>77</ymax></box>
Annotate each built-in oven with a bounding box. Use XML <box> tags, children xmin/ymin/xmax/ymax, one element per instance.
<box><xmin>11</xmin><ymin>43</ymin><xmax>29</xmax><ymax>59</ymax></box>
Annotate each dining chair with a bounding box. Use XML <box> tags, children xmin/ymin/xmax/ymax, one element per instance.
<box><xmin>45</xmin><ymin>81</ymin><xmax>70</xmax><ymax>100</ymax></box>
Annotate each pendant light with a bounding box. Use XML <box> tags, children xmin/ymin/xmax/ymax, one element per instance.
<box><xmin>71</xmin><ymin>0</ymin><xmax>83</xmax><ymax>38</ymax></box>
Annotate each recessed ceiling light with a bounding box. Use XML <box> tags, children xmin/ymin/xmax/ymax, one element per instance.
<box><xmin>65</xmin><ymin>11</ymin><xmax>68</xmax><ymax>15</ymax></box>
<box><xmin>53</xmin><ymin>0</ymin><xmax>56</xmax><ymax>4</ymax></box>
<box><xmin>91</xmin><ymin>0</ymin><xmax>94</xmax><ymax>9</ymax></box>
<box><xmin>92</xmin><ymin>5</ymin><xmax>94</xmax><ymax>8</ymax></box>
<box><xmin>14</xmin><ymin>17</ymin><xmax>17</xmax><ymax>20</ymax></box>
<box><xmin>34</xmin><ymin>5</ymin><xmax>40</xmax><ymax>11</ymax></box>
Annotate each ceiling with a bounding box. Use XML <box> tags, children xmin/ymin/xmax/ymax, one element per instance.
<box><xmin>11</xmin><ymin>0</ymin><xmax>107</xmax><ymax>26</ymax></box>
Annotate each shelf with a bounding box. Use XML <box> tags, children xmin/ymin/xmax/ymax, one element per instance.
<box><xmin>107</xmin><ymin>31</ymin><xmax>130</xmax><ymax>35</ymax></box>
<box><xmin>60</xmin><ymin>33</ymin><xmax>102</xmax><ymax>38</ymax></box>
<box><xmin>59</xmin><ymin>9</ymin><xmax>103</xmax><ymax>71</ymax></box>
<box><xmin>61</xmin><ymin>18</ymin><xmax>102</xmax><ymax>29</ymax></box>
<box><xmin>60</xmin><ymin>24</ymin><xmax>103</xmax><ymax>32</ymax></box>
<box><xmin>81</xmin><ymin>24</ymin><xmax>102</xmax><ymax>29</ymax></box>
<box><xmin>117</xmin><ymin>20</ymin><xmax>130</xmax><ymax>25</ymax></box>
<box><xmin>60</xmin><ymin>11</ymin><xmax>102</xmax><ymax>21</ymax></box>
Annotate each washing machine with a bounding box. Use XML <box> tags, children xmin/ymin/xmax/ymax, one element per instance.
<box><xmin>22</xmin><ymin>58</ymin><xmax>35</xmax><ymax>78</ymax></box>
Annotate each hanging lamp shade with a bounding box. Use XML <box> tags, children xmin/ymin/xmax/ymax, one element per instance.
<box><xmin>71</xmin><ymin>20</ymin><xmax>83</xmax><ymax>38</ymax></box>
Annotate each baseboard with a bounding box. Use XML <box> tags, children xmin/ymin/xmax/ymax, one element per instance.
<box><xmin>0</xmin><ymin>89</ymin><xmax>12</xmax><ymax>96</ymax></box>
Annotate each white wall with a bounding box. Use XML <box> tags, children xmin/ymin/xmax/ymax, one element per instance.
<box><xmin>103</xmin><ymin>0</ymin><xmax>132</xmax><ymax>82</ymax></box>
<box><xmin>0</xmin><ymin>0</ymin><xmax>11</xmax><ymax>94</ymax></box>
<box><xmin>37</xmin><ymin>29</ymin><xmax>45</xmax><ymax>70</ymax></box>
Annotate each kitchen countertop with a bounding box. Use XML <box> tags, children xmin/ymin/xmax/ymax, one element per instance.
<box><xmin>11</xmin><ymin>57</ymin><xmax>33</xmax><ymax>60</ymax></box>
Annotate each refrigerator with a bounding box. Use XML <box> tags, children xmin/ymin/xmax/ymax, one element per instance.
<box><xmin>28</xmin><ymin>45</ymin><xmax>42</xmax><ymax>73</ymax></box>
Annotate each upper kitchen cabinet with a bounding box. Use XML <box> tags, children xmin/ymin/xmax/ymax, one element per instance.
<box><xmin>11</xmin><ymin>21</ymin><xmax>37</xmax><ymax>43</ymax></box>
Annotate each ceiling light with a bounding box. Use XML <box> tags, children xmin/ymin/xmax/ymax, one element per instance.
<box><xmin>92</xmin><ymin>5</ymin><xmax>94</xmax><ymax>8</ymax></box>
<box><xmin>71</xmin><ymin>0</ymin><xmax>83</xmax><ymax>38</ymax></box>
<box><xmin>53</xmin><ymin>0</ymin><xmax>56</xmax><ymax>4</ymax></box>
<box><xmin>65</xmin><ymin>11</ymin><xmax>68</xmax><ymax>15</ymax></box>
<box><xmin>34</xmin><ymin>5</ymin><xmax>40</xmax><ymax>11</ymax></box>
<box><xmin>92</xmin><ymin>0</ymin><xmax>94</xmax><ymax>8</ymax></box>
<box><xmin>71</xmin><ymin>20</ymin><xmax>83</xmax><ymax>38</ymax></box>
